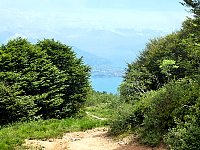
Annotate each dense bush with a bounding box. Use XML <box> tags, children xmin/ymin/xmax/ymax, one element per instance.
<box><xmin>85</xmin><ymin>90</ymin><xmax>119</xmax><ymax>107</ymax></box>
<box><xmin>164</xmin><ymin>78</ymin><xmax>200</xmax><ymax>149</ymax></box>
<box><xmin>0</xmin><ymin>82</ymin><xmax>37</xmax><ymax>125</ymax></box>
<box><xmin>164</xmin><ymin>120</ymin><xmax>200</xmax><ymax>150</ymax></box>
<box><xmin>138</xmin><ymin>77</ymin><xmax>199</xmax><ymax>145</ymax></box>
<box><xmin>120</xmin><ymin>5</ymin><xmax>200</xmax><ymax>103</ymax></box>
<box><xmin>111</xmin><ymin>1</ymin><xmax>200</xmax><ymax>148</ymax></box>
<box><xmin>0</xmin><ymin>38</ymin><xmax>90</xmax><ymax>125</ymax></box>
<box><xmin>109</xmin><ymin>103</ymin><xmax>135</xmax><ymax>135</ymax></box>
<box><xmin>111</xmin><ymin>76</ymin><xmax>200</xmax><ymax>146</ymax></box>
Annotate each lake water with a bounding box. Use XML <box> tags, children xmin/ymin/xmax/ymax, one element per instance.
<box><xmin>91</xmin><ymin>77</ymin><xmax>123</xmax><ymax>94</ymax></box>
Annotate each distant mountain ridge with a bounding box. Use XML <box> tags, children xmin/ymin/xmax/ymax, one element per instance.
<box><xmin>73</xmin><ymin>47</ymin><xmax>124</xmax><ymax>78</ymax></box>
<box><xmin>73</xmin><ymin>47</ymin><xmax>111</xmax><ymax>67</ymax></box>
<box><xmin>0</xmin><ymin>28</ymin><xmax>164</xmax><ymax>78</ymax></box>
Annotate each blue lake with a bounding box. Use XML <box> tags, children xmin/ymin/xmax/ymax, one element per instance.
<box><xmin>91</xmin><ymin>77</ymin><xmax>123</xmax><ymax>94</ymax></box>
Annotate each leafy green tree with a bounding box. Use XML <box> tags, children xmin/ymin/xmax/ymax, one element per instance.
<box><xmin>36</xmin><ymin>39</ymin><xmax>91</xmax><ymax>117</ymax></box>
<box><xmin>120</xmin><ymin>33</ymin><xmax>182</xmax><ymax>102</ymax></box>
<box><xmin>120</xmin><ymin>22</ymin><xmax>199</xmax><ymax>102</ymax></box>
<box><xmin>159</xmin><ymin>59</ymin><xmax>179</xmax><ymax>81</ymax></box>
<box><xmin>0</xmin><ymin>82</ymin><xmax>37</xmax><ymax>125</ymax></box>
<box><xmin>0</xmin><ymin>38</ymin><xmax>91</xmax><ymax>125</ymax></box>
<box><xmin>181</xmin><ymin>0</ymin><xmax>200</xmax><ymax>17</ymax></box>
<box><xmin>120</xmin><ymin>65</ymin><xmax>154</xmax><ymax>102</ymax></box>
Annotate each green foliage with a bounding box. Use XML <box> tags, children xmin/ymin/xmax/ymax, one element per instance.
<box><xmin>120</xmin><ymin>66</ymin><xmax>154</xmax><ymax>102</ymax></box>
<box><xmin>0</xmin><ymin>82</ymin><xmax>37</xmax><ymax>125</ymax></box>
<box><xmin>181</xmin><ymin>0</ymin><xmax>200</xmax><ymax>17</ymax></box>
<box><xmin>36</xmin><ymin>39</ymin><xmax>91</xmax><ymax>118</ymax></box>
<box><xmin>0</xmin><ymin>38</ymin><xmax>90</xmax><ymax>125</ymax></box>
<box><xmin>113</xmin><ymin>1</ymin><xmax>200</xmax><ymax>147</ymax></box>
<box><xmin>164</xmin><ymin>121</ymin><xmax>200</xmax><ymax>150</ymax></box>
<box><xmin>86</xmin><ymin>91</ymin><xmax>119</xmax><ymax>107</ymax></box>
<box><xmin>164</xmin><ymin>78</ymin><xmax>200</xmax><ymax>150</ymax></box>
<box><xmin>111</xmin><ymin>76</ymin><xmax>200</xmax><ymax>146</ymax></box>
<box><xmin>120</xmin><ymin>19</ymin><xmax>199</xmax><ymax>102</ymax></box>
<box><xmin>109</xmin><ymin>103</ymin><xmax>135</xmax><ymax>135</ymax></box>
<box><xmin>122</xmin><ymin>32</ymin><xmax>198</xmax><ymax>100</ymax></box>
<box><xmin>159</xmin><ymin>59</ymin><xmax>179</xmax><ymax>81</ymax></box>
<box><xmin>138</xmin><ymin>77</ymin><xmax>199</xmax><ymax>145</ymax></box>
<box><xmin>85</xmin><ymin>90</ymin><xmax>120</xmax><ymax>119</ymax></box>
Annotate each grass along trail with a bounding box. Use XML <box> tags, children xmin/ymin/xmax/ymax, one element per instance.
<box><xmin>23</xmin><ymin>112</ymin><xmax>119</xmax><ymax>150</ymax></box>
<box><xmin>22</xmin><ymin>111</ymin><xmax>166</xmax><ymax>150</ymax></box>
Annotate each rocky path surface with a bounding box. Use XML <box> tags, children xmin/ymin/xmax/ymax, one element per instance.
<box><xmin>23</xmin><ymin>111</ymin><xmax>166</xmax><ymax>150</ymax></box>
<box><xmin>24</xmin><ymin>127</ymin><xmax>166</xmax><ymax>150</ymax></box>
<box><xmin>66</xmin><ymin>128</ymin><xmax>119</xmax><ymax>150</ymax></box>
<box><xmin>24</xmin><ymin>128</ymin><xmax>119</xmax><ymax>150</ymax></box>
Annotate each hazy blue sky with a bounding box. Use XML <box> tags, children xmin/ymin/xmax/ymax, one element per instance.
<box><xmin>0</xmin><ymin>0</ymin><xmax>189</xmax><ymax>66</ymax></box>
<box><xmin>0</xmin><ymin>0</ymin><xmax>188</xmax><ymax>31</ymax></box>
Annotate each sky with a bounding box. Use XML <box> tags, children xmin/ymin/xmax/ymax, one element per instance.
<box><xmin>0</xmin><ymin>0</ymin><xmax>189</xmax><ymax>66</ymax></box>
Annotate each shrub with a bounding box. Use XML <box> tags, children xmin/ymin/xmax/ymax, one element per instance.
<box><xmin>85</xmin><ymin>90</ymin><xmax>119</xmax><ymax>108</ymax></box>
<box><xmin>136</xmin><ymin>77</ymin><xmax>199</xmax><ymax>145</ymax></box>
<box><xmin>109</xmin><ymin>103</ymin><xmax>134</xmax><ymax>135</ymax></box>
<box><xmin>164</xmin><ymin>118</ymin><xmax>200</xmax><ymax>150</ymax></box>
<box><xmin>0</xmin><ymin>82</ymin><xmax>37</xmax><ymax>125</ymax></box>
<box><xmin>115</xmin><ymin>1</ymin><xmax>200</xmax><ymax>147</ymax></box>
<box><xmin>110</xmin><ymin>76</ymin><xmax>200</xmax><ymax>146</ymax></box>
<box><xmin>164</xmin><ymin>89</ymin><xmax>200</xmax><ymax>150</ymax></box>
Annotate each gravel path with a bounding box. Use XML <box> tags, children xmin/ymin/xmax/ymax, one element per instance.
<box><xmin>24</xmin><ymin>128</ymin><xmax>120</xmax><ymax>150</ymax></box>
<box><xmin>23</xmin><ymin>127</ymin><xmax>166</xmax><ymax>150</ymax></box>
<box><xmin>66</xmin><ymin>128</ymin><xmax>119</xmax><ymax>150</ymax></box>
<box><xmin>23</xmin><ymin>111</ymin><xmax>165</xmax><ymax>150</ymax></box>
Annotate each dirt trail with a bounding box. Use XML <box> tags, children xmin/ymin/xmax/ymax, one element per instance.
<box><xmin>23</xmin><ymin>127</ymin><xmax>166</xmax><ymax>150</ymax></box>
<box><xmin>24</xmin><ymin>128</ymin><xmax>119</xmax><ymax>150</ymax></box>
<box><xmin>85</xmin><ymin>112</ymin><xmax>107</xmax><ymax>120</ymax></box>
<box><xmin>23</xmin><ymin>109</ymin><xmax>165</xmax><ymax>150</ymax></box>
<box><xmin>65</xmin><ymin>128</ymin><xmax>119</xmax><ymax>150</ymax></box>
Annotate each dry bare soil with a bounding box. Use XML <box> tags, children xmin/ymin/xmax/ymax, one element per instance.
<box><xmin>23</xmin><ymin>127</ymin><xmax>166</xmax><ymax>150</ymax></box>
